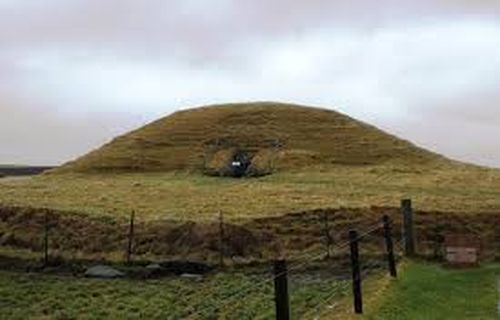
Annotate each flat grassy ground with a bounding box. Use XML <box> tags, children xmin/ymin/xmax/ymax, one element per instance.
<box><xmin>368</xmin><ymin>262</ymin><xmax>500</xmax><ymax>320</ymax></box>
<box><xmin>0</xmin><ymin>269</ymin><xmax>350</xmax><ymax>320</ymax></box>
<box><xmin>1</xmin><ymin>162</ymin><xmax>500</xmax><ymax>221</ymax></box>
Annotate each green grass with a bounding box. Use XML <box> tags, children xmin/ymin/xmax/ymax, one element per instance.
<box><xmin>0</xmin><ymin>270</ymin><xmax>350</xmax><ymax>319</ymax></box>
<box><xmin>2</xmin><ymin>262</ymin><xmax>498</xmax><ymax>320</ymax></box>
<box><xmin>1</xmin><ymin>162</ymin><xmax>500</xmax><ymax>221</ymax></box>
<box><xmin>369</xmin><ymin>262</ymin><xmax>500</xmax><ymax>320</ymax></box>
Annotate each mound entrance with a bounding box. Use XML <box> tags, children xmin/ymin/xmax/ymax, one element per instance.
<box><xmin>203</xmin><ymin>138</ymin><xmax>282</xmax><ymax>177</ymax></box>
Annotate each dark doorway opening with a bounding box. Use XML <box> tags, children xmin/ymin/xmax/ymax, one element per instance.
<box><xmin>230</xmin><ymin>150</ymin><xmax>252</xmax><ymax>178</ymax></box>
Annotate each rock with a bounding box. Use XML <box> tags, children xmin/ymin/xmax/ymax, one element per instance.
<box><xmin>146</xmin><ymin>263</ymin><xmax>162</xmax><ymax>270</ymax></box>
<box><xmin>180</xmin><ymin>273</ymin><xmax>203</xmax><ymax>280</ymax></box>
<box><xmin>84</xmin><ymin>265</ymin><xmax>125</xmax><ymax>279</ymax></box>
<box><xmin>143</xmin><ymin>263</ymin><xmax>165</xmax><ymax>278</ymax></box>
<box><xmin>159</xmin><ymin>260</ymin><xmax>213</xmax><ymax>275</ymax></box>
<box><xmin>138</xmin><ymin>261</ymin><xmax>213</xmax><ymax>279</ymax></box>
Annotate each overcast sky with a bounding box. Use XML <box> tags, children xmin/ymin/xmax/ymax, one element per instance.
<box><xmin>1</xmin><ymin>0</ymin><xmax>499</xmax><ymax>167</ymax></box>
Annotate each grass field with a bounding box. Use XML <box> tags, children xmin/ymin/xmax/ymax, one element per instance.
<box><xmin>4</xmin><ymin>260</ymin><xmax>496</xmax><ymax>319</ymax></box>
<box><xmin>369</xmin><ymin>261</ymin><xmax>500</xmax><ymax>320</ymax></box>
<box><xmin>1</xmin><ymin>162</ymin><xmax>500</xmax><ymax>221</ymax></box>
<box><xmin>0</xmin><ymin>269</ymin><xmax>352</xmax><ymax>320</ymax></box>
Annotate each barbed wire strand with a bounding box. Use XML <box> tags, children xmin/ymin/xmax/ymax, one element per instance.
<box><xmin>184</xmin><ymin>221</ymin><xmax>384</xmax><ymax>319</ymax></box>
<box><xmin>184</xmin><ymin>245</ymin><xmax>341</xmax><ymax>319</ymax></box>
<box><xmin>301</xmin><ymin>258</ymin><xmax>387</xmax><ymax>319</ymax></box>
<box><xmin>300</xmin><ymin>280</ymin><xmax>351</xmax><ymax>319</ymax></box>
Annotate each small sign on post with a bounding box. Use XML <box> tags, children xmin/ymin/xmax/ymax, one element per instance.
<box><xmin>444</xmin><ymin>234</ymin><xmax>480</xmax><ymax>267</ymax></box>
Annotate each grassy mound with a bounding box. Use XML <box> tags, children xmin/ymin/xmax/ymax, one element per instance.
<box><xmin>55</xmin><ymin>102</ymin><xmax>443</xmax><ymax>174</ymax></box>
<box><xmin>1</xmin><ymin>101</ymin><xmax>499</xmax><ymax>220</ymax></box>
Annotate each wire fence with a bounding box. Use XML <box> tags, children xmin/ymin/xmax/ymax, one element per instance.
<box><xmin>1</xmin><ymin>202</ymin><xmax>498</xmax><ymax>319</ymax></box>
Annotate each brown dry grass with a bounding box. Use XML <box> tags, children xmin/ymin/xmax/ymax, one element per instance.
<box><xmin>1</xmin><ymin>161</ymin><xmax>500</xmax><ymax>221</ymax></box>
<box><xmin>1</xmin><ymin>103</ymin><xmax>499</xmax><ymax>221</ymax></box>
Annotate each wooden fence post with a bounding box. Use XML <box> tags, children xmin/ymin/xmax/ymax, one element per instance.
<box><xmin>383</xmin><ymin>215</ymin><xmax>397</xmax><ymax>278</ymax></box>
<box><xmin>349</xmin><ymin>230</ymin><xmax>363</xmax><ymax>314</ymax></box>
<box><xmin>322</xmin><ymin>212</ymin><xmax>333</xmax><ymax>259</ymax></box>
<box><xmin>43</xmin><ymin>211</ymin><xmax>49</xmax><ymax>267</ymax></box>
<box><xmin>401</xmin><ymin>199</ymin><xmax>415</xmax><ymax>256</ymax></box>
<box><xmin>126</xmin><ymin>210</ymin><xmax>135</xmax><ymax>264</ymax></box>
<box><xmin>219</xmin><ymin>211</ymin><xmax>224</xmax><ymax>268</ymax></box>
<box><xmin>274</xmin><ymin>259</ymin><xmax>290</xmax><ymax>320</ymax></box>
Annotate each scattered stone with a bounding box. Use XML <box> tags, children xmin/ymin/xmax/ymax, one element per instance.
<box><xmin>180</xmin><ymin>273</ymin><xmax>203</xmax><ymax>280</ymax></box>
<box><xmin>159</xmin><ymin>260</ymin><xmax>213</xmax><ymax>275</ymax></box>
<box><xmin>142</xmin><ymin>263</ymin><xmax>166</xmax><ymax>278</ymax></box>
<box><xmin>84</xmin><ymin>265</ymin><xmax>125</xmax><ymax>279</ymax></box>
<box><xmin>146</xmin><ymin>263</ymin><xmax>162</xmax><ymax>270</ymax></box>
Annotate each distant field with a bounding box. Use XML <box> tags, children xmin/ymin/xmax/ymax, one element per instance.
<box><xmin>0</xmin><ymin>165</ymin><xmax>55</xmax><ymax>177</ymax></box>
<box><xmin>1</xmin><ymin>162</ymin><xmax>500</xmax><ymax>221</ymax></box>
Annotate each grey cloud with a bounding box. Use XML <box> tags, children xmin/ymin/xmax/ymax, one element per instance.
<box><xmin>2</xmin><ymin>0</ymin><xmax>499</xmax><ymax>61</ymax></box>
<box><xmin>1</xmin><ymin>1</ymin><xmax>500</xmax><ymax>166</ymax></box>
<box><xmin>381</xmin><ymin>112</ymin><xmax>500</xmax><ymax>168</ymax></box>
<box><xmin>0</xmin><ymin>95</ymin><xmax>142</xmax><ymax>165</ymax></box>
<box><xmin>415</xmin><ymin>88</ymin><xmax>500</xmax><ymax>127</ymax></box>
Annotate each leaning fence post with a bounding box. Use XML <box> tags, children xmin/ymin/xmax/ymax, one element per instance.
<box><xmin>383</xmin><ymin>215</ymin><xmax>397</xmax><ymax>278</ymax></box>
<box><xmin>43</xmin><ymin>211</ymin><xmax>49</xmax><ymax>267</ymax></box>
<box><xmin>274</xmin><ymin>259</ymin><xmax>290</xmax><ymax>320</ymax></box>
<box><xmin>218</xmin><ymin>211</ymin><xmax>224</xmax><ymax>268</ymax></box>
<box><xmin>322</xmin><ymin>212</ymin><xmax>333</xmax><ymax>259</ymax></box>
<box><xmin>126</xmin><ymin>210</ymin><xmax>135</xmax><ymax>264</ymax></box>
<box><xmin>349</xmin><ymin>230</ymin><xmax>363</xmax><ymax>314</ymax></box>
<box><xmin>401</xmin><ymin>199</ymin><xmax>415</xmax><ymax>256</ymax></box>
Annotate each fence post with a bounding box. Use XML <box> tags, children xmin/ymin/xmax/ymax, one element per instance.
<box><xmin>274</xmin><ymin>259</ymin><xmax>290</xmax><ymax>320</ymax></box>
<box><xmin>126</xmin><ymin>210</ymin><xmax>135</xmax><ymax>264</ymax></box>
<box><xmin>401</xmin><ymin>199</ymin><xmax>415</xmax><ymax>256</ymax></box>
<box><xmin>43</xmin><ymin>211</ymin><xmax>49</xmax><ymax>267</ymax></box>
<box><xmin>322</xmin><ymin>212</ymin><xmax>333</xmax><ymax>259</ymax></box>
<box><xmin>383</xmin><ymin>215</ymin><xmax>397</xmax><ymax>278</ymax></box>
<box><xmin>219</xmin><ymin>211</ymin><xmax>224</xmax><ymax>268</ymax></box>
<box><xmin>349</xmin><ymin>230</ymin><xmax>363</xmax><ymax>314</ymax></box>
